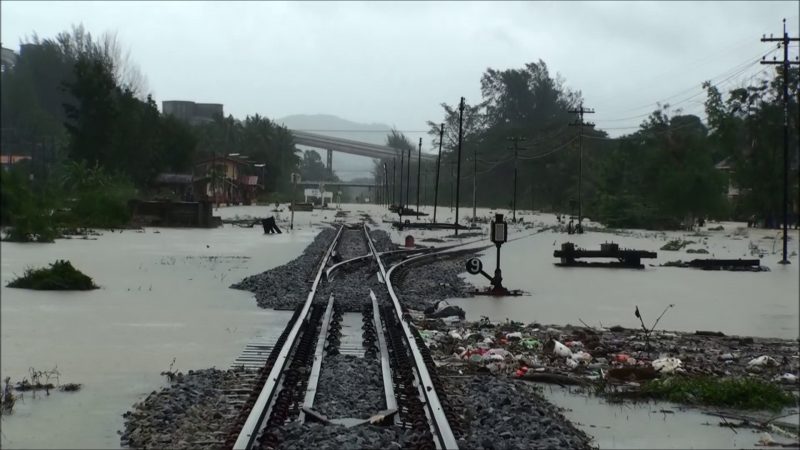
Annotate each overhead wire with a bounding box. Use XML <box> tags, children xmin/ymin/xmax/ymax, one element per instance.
<box><xmin>593</xmin><ymin>49</ymin><xmax>781</xmax><ymax>133</ymax></box>
<box><xmin>597</xmin><ymin>46</ymin><xmax>783</xmax><ymax>120</ymax></box>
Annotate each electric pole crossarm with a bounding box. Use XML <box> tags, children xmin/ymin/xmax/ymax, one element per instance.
<box><xmin>567</xmin><ymin>103</ymin><xmax>595</xmax><ymax>231</ymax></box>
<box><xmin>760</xmin><ymin>18</ymin><xmax>797</xmax><ymax>265</ymax></box>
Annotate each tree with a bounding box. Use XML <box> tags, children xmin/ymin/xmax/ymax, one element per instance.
<box><xmin>298</xmin><ymin>150</ymin><xmax>332</xmax><ymax>182</ymax></box>
<box><xmin>594</xmin><ymin>107</ymin><xmax>725</xmax><ymax>229</ymax></box>
<box><xmin>701</xmin><ymin>67</ymin><xmax>799</xmax><ymax>223</ymax></box>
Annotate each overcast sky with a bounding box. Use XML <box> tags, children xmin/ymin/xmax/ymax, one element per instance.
<box><xmin>2</xmin><ymin>1</ymin><xmax>798</xmax><ymax>144</ymax></box>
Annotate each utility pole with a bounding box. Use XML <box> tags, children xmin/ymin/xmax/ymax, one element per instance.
<box><xmin>392</xmin><ymin>158</ymin><xmax>397</xmax><ymax>207</ymax></box>
<box><xmin>406</xmin><ymin>143</ymin><xmax>412</xmax><ymax>215</ymax></box>
<box><xmin>433</xmin><ymin>123</ymin><xmax>444</xmax><ymax>223</ymax></box>
<box><xmin>507</xmin><ymin>136</ymin><xmax>526</xmax><ymax>222</ymax></box>
<box><xmin>455</xmin><ymin>97</ymin><xmax>465</xmax><ymax>235</ymax></box>
<box><xmin>450</xmin><ymin>162</ymin><xmax>455</xmax><ymax>212</ymax></box>
<box><xmin>762</xmin><ymin>18</ymin><xmax>799</xmax><ymax>265</ymax></box>
<box><xmin>416</xmin><ymin>138</ymin><xmax>422</xmax><ymax>217</ymax></box>
<box><xmin>383</xmin><ymin>162</ymin><xmax>389</xmax><ymax>209</ymax></box>
<box><xmin>472</xmin><ymin>143</ymin><xmax>477</xmax><ymax>222</ymax></box>
<box><xmin>568</xmin><ymin>103</ymin><xmax>595</xmax><ymax>231</ymax></box>
<box><xmin>399</xmin><ymin>148</ymin><xmax>405</xmax><ymax>211</ymax></box>
<box><xmin>212</xmin><ymin>151</ymin><xmax>218</xmax><ymax>208</ymax></box>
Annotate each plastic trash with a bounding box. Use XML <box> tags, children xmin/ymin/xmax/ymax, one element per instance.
<box><xmin>469</xmin><ymin>354</ymin><xmax>483</xmax><ymax>363</ymax></box>
<box><xmin>448</xmin><ymin>330</ymin><xmax>463</xmax><ymax>341</ymax></box>
<box><xmin>565</xmin><ymin>341</ymin><xmax>583</xmax><ymax>349</ymax></box>
<box><xmin>747</xmin><ymin>355</ymin><xmax>778</xmax><ymax>367</ymax></box>
<box><xmin>758</xmin><ymin>433</ymin><xmax>775</xmax><ymax>446</ymax></box>
<box><xmin>614</xmin><ymin>354</ymin><xmax>630</xmax><ymax>363</ymax></box>
<box><xmin>545</xmin><ymin>339</ymin><xmax>573</xmax><ymax>358</ymax></box>
<box><xmin>565</xmin><ymin>358</ymin><xmax>579</xmax><ymax>369</ymax></box>
<box><xmin>486</xmin><ymin>348</ymin><xmax>512</xmax><ymax>359</ymax></box>
<box><xmin>775</xmin><ymin>373</ymin><xmax>798</xmax><ymax>384</ymax></box>
<box><xmin>522</xmin><ymin>339</ymin><xmax>540</xmax><ymax>350</ymax></box>
<box><xmin>652</xmin><ymin>357</ymin><xmax>682</xmax><ymax>373</ymax></box>
<box><xmin>441</xmin><ymin>316</ymin><xmax>461</xmax><ymax>325</ymax></box>
<box><xmin>505</xmin><ymin>332</ymin><xmax>523</xmax><ymax>341</ymax></box>
<box><xmin>571</xmin><ymin>351</ymin><xmax>592</xmax><ymax>363</ymax></box>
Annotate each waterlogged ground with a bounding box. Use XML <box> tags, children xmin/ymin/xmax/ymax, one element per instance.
<box><xmin>0</xmin><ymin>202</ymin><xmax>797</xmax><ymax>449</ymax></box>
<box><xmin>373</xmin><ymin>205</ymin><xmax>799</xmax><ymax>339</ymax></box>
<box><xmin>0</xmin><ymin>223</ymin><xmax>316</xmax><ymax>449</ymax></box>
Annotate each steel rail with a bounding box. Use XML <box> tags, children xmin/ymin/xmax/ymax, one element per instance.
<box><xmin>299</xmin><ymin>295</ymin><xmax>335</xmax><ymax>421</ymax></box>
<box><xmin>363</xmin><ymin>224</ymin><xmax>459</xmax><ymax>450</ymax></box>
<box><xmin>325</xmin><ymin>249</ymin><xmax>433</xmax><ymax>281</ymax></box>
<box><xmin>233</xmin><ymin>225</ymin><xmax>344</xmax><ymax>450</ymax></box>
<box><xmin>325</xmin><ymin>254</ymin><xmax>372</xmax><ymax>280</ymax></box>
<box><xmin>369</xmin><ymin>289</ymin><xmax>398</xmax><ymax>415</ymax></box>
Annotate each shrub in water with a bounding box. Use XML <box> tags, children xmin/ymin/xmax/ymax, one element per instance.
<box><xmin>642</xmin><ymin>376</ymin><xmax>796</xmax><ymax>411</ymax></box>
<box><xmin>7</xmin><ymin>260</ymin><xmax>98</xmax><ymax>290</ymax></box>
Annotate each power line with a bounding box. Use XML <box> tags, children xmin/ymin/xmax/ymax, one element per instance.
<box><xmin>761</xmin><ymin>18</ymin><xmax>799</xmax><ymax>265</ymax></box>
<box><xmin>590</xmin><ymin>36</ymin><xmax>764</xmax><ymax>106</ymax></box>
<box><xmin>292</xmin><ymin>129</ymin><xmax>429</xmax><ymax>133</ymax></box>
<box><xmin>517</xmin><ymin>136</ymin><xmax>579</xmax><ymax>160</ymax></box>
<box><xmin>594</xmin><ymin>58</ymin><xmax>777</xmax><ymax>132</ymax></box>
<box><xmin>599</xmin><ymin>47</ymin><xmax>782</xmax><ymax>119</ymax></box>
<box><xmin>568</xmin><ymin>104</ymin><xmax>594</xmax><ymax>227</ymax></box>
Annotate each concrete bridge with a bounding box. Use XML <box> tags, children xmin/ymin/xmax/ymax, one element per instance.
<box><xmin>296</xmin><ymin>180</ymin><xmax>378</xmax><ymax>188</ymax></box>
<box><xmin>290</xmin><ymin>130</ymin><xmax>435</xmax><ymax>174</ymax></box>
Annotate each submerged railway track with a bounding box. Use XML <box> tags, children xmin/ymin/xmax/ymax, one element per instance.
<box><xmin>223</xmin><ymin>223</ymin><xmax>461</xmax><ymax>450</ymax></box>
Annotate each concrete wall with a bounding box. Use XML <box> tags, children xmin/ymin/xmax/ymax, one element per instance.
<box><xmin>162</xmin><ymin>101</ymin><xmax>224</xmax><ymax>126</ymax></box>
<box><xmin>129</xmin><ymin>200</ymin><xmax>220</xmax><ymax>228</ymax></box>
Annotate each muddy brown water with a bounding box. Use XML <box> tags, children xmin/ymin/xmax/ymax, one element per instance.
<box><xmin>1</xmin><ymin>204</ymin><xmax>797</xmax><ymax>448</ymax></box>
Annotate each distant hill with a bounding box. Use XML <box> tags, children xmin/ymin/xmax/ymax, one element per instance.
<box><xmin>278</xmin><ymin>114</ymin><xmax>393</xmax><ymax>181</ymax></box>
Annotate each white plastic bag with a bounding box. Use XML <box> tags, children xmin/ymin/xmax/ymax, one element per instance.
<box><xmin>652</xmin><ymin>357</ymin><xmax>682</xmax><ymax>373</ymax></box>
<box><xmin>748</xmin><ymin>355</ymin><xmax>778</xmax><ymax>367</ymax></box>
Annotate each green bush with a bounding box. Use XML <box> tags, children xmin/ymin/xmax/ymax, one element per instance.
<box><xmin>641</xmin><ymin>376</ymin><xmax>796</xmax><ymax>411</ymax></box>
<box><xmin>1</xmin><ymin>166</ymin><xmax>59</xmax><ymax>242</ymax></box>
<box><xmin>7</xmin><ymin>260</ymin><xmax>98</xmax><ymax>290</ymax></box>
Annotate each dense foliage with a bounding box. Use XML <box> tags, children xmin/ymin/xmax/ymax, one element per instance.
<box><xmin>7</xmin><ymin>260</ymin><xmax>98</xmax><ymax>290</ymax></box>
<box><xmin>373</xmin><ymin>59</ymin><xmax>798</xmax><ymax>229</ymax></box>
<box><xmin>641</xmin><ymin>376</ymin><xmax>796</xmax><ymax>411</ymax></box>
<box><xmin>192</xmin><ymin>113</ymin><xmax>299</xmax><ymax>194</ymax></box>
<box><xmin>1</xmin><ymin>25</ymin><xmax>302</xmax><ymax>235</ymax></box>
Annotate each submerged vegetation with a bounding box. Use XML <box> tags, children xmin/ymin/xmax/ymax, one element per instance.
<box><xmin>7</xmin><ymin>260</ymin><xmax>98</xmax><ymax>290</ymax></box>
<box><xmin>660</xmin><ymin>240</ymin><xmax>695</xmax><ymax>251</ymax></box>
<box><xmin>640</xmin><ymin>376</ymin><xmax>797</xmax><ymax>411</ymax></box>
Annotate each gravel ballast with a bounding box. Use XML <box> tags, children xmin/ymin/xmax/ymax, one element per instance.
<box><xmin>313</xmin><ymin>354</ymin><xmax>385</xmax><ymax>419</ymax></box>
<box><xmin>445</xmin><ymin>374</ymin><xmax>594</xmax><ymax>450</ymax></box>
<box><xmin>394</xmin><ymin>251</ymin><xmax>477</xmax><ymax>311</ymax></box>
<box><xmin>267</xmin><ymin>421</ymin><xmax>426</xmax><ymax>450</ymax></box>
<box><xmin>121</xmin><ymin>368</ymin><xmax>255</xmax><ymax>449</ymax></box>
<box><xmin>231</xmin><ymin>227</ymin><xmax>336</xmax><ymax>309</ymax></box>
<box><xmin>124</xmin><ymin>226</ymin><xmax>595</xmax><ymax>450</ymax></box>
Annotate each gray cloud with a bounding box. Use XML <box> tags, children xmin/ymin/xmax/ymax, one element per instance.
<box><xmin>2</xmin><ymin>1</ymin><xmax>797</xmax><ymax>143</ymax></box>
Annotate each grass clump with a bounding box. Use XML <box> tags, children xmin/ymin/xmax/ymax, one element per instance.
<box><xmin>641</xmin><ymin>376</ymin><xmax>797</xmax><ymax>411</ymax></box>
<box><xmin>7</xmin><ymin>260</ymin><xmax>98</xmax><ymax>290</ymax></box>
<box><xmin>660</xmin><ymin>240</ymin><xmax>694</xmax><ymax>251</ymax></box>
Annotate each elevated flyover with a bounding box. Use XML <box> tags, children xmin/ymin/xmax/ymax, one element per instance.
<box><xmin>297</xmin><ymin>180</ymin><xmax>377</xmax><ymax>188</ymax></box>
<box><xmin>290</xmin><ymin>130</ymin><xmax>436</xmax><ymax>162</ymax></box>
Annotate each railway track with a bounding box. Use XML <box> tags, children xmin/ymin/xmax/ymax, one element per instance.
<box><xmin>225</xmin><ymin>224</ymin><xmax>461</xmax><ymax>450</ymax></box>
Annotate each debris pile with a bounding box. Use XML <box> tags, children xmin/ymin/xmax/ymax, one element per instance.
<box><xmin>417</xmin><ymin>318</ymin><xmax>800</xmax><ymax>407</ymax></box>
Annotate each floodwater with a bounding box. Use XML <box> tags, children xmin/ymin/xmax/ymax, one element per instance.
<box><xmin>0</xmin><ymin>202</ymin><xmax>797</xmax><ymax>449</ymax></box>
<box><xmin>0</xmin><ymin>221</ymin><xmax>316</xmax><ymax>449</ymax></box>
<box><xmin>539</xmin><ymin>385</ymin><xmax>799</xmax><ymax>449</ymax></box>
<box><xmin>378</xmin><ymin>204</ymin><xmax>799</xmax><ymax>340</ymax></box>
